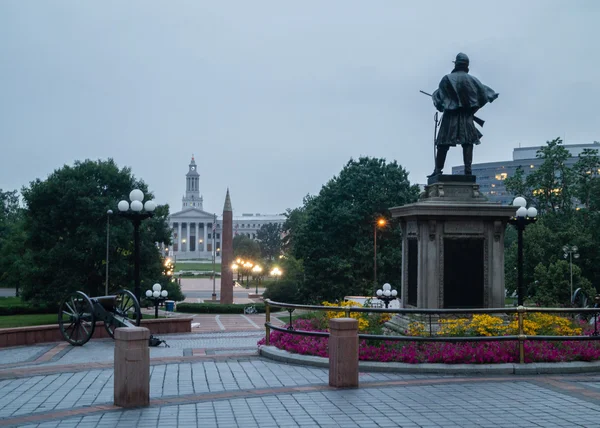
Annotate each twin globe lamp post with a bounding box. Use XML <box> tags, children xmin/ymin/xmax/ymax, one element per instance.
<box><xmin>508</xmin><ymin>196</ymin><xmax>538</xmax><ymax>306</ymax></box>
<box><xmin>145</xmin><ymin>283</ymin><xmax>168</xmax><ymax>319</ymax></box>
<box><xmin>118</xmin><ymin>189</ymin><xmax>156</xmax><ymax>303</ymax></box>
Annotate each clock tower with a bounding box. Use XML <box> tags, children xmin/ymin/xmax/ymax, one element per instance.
<box><xmin>182</xmin><ymin>155</ymin><xmax>203</xmax><ymax>210</ymax></box>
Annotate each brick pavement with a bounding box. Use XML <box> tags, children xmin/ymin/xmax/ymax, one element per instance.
<box><xmin>3</xmin><ymin>368</ymin><xmax>600</xmax><ymax>427</ymax></box>
<box><xmin>190</xmin><ymin>313</ymin><xmax>285</xmax><ymax>332</ymax></box>
<box><xmin>2</xmin><ymin>306</ymin><xmax>600</xmax><ymax>427</ymax></box>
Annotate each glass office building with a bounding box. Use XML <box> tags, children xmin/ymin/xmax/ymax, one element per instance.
<box><xmin>451</xmin><ymin>143</ymin><xmax>600</xmax><ymax>205</ymax></box>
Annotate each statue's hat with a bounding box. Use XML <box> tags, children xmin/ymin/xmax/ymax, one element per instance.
<box><xmin>452</xmin><ymin>52</ymin><xmax>469</xmax><ymax>65</ymax></box>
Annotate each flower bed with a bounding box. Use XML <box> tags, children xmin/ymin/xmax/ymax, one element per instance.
<box><xmin>259</xmin><ymin>308</ymin><xmax>600</xmax><ymax>364</ymax></box>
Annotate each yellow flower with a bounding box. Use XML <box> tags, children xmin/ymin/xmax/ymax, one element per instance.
<box><xmin>321</xmin><ymin>300</ymin><xmax>369</xmax><ymax>331</ymax></box>
<box><xmin>406</xmin><ymin>321</ymin><xmax>426</xmax><ymax>336</ymax></box>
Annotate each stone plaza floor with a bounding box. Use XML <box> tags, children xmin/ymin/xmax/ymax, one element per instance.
<box><xmin>2</xmin><ymin>320</ymin><xmax>600</xmax><ymax>427</ymax></box>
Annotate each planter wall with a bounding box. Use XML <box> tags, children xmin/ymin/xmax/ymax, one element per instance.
<box><xmin>0</xmin><ymin>317</ymin><xmax>193</xmax><ymax>348</ymax></box>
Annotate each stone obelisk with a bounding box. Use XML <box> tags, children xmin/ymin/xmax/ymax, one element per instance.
<box><xmin>220</xmin><ymin>189</ymin><xmax>234</xmax><ymax>304</ymax></box>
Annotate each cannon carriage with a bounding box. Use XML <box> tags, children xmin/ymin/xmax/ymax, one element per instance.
<box><xmin>58</xmin><ymin>290</ymin><xmax>141</xmax><ymax>346</ymax></box>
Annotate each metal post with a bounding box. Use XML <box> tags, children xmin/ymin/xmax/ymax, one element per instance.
<box><xmin>517</xmin><ymin>218</ymin><xmax>524</xmax><ymax>306</ymax></box>
<box><xmin>133</xmin><ymin>218</ymin><xmax>141</xmax><ymax>303</ymax></box>
<box><xmin>106</xmin><ymin>210</ymin><xmax>112</xmax><ymax>296</ymax></box>
<box><xmin>517</xmin><ymin>306</ymin><xmax>525</xmax><ymax>364</ymax></box>
<box><xmin>154</xmin><ymin>299</ymin><xmax>159</xmax><ymax>319</ymax></box>
<box><xmin>265</xmin><ymin>302</ymin><xmax>271</xmax><ymax>346</ymax></box>
<box><xmin>373</xmin><ymin>224</ymin><xmax>377</xmax><ymax>285</ymax></box>
<box><xmin>212</xmin><ymin>214</ymin><xmax>216</xmax><ymax>300</ymax></box>
<box><xmin>570</xmin><ymin>252</ymin><xmax>573</xmax><ymax>301</ymax></box>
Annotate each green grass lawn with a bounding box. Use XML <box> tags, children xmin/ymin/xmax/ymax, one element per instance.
<box><xmin>0</xmin><ymin>313</ymin><xmax>58</xmax><ymax>328</ymax></box>
<box><xmin>174</xmin><ymin>263</ymin><xmax>221</xmax><ymax>272</ymax></box>
<box><xmin>0</xmin><ymin>297</ymin><xmax>22</xmax><ymax>307</ymax></box>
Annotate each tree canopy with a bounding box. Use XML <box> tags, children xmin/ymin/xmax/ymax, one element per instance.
<box><xmin>17</xmin><ymin>159</ymin><xmax>175</xmax><ymax>303</ymax></box>
<box><xmin>233</xmin><ymin>234</ymin><xmax>261</xmax><ymax>261</ymax></box>
<box><xmin>257</xmin><ymin>223</ymin><xmax>282</xmax><ymax>260</ymax></box>
<box><xmin>504</xmin><ymin>138</ymin><xmax>600</xmax><ymax>305</ymax></box>
<box><xmin>285</xmin><ymin>157</ymin><xmax>419</xmax><ymax>302</ymax></box>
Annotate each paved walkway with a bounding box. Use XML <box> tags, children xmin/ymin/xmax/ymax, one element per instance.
<box><xmin>2</xmin><ymin>289</ymin><xmax>600</xmax><ymax>426</ymax></box>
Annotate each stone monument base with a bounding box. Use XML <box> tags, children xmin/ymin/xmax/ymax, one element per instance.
<box><xmin>390</xmin><ymin>175</ymin><xmax>515</xmax><ymax>309</ymax></box>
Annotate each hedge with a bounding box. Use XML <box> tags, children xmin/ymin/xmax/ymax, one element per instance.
<box><xmin>175</xmin><ymin>302</ymin><xmax>281</xmax><ymax>314</ymax></box>
<box><xmin>0</xmin><ymin>303</ymin><xmax>59</xmax><ymax>316</ymax></box>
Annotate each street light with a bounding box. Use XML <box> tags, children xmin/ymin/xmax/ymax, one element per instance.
<box><xmin>270</xmin><ymin>267</ymin><xmax>282</xmax><ymax>281</ymax></box>
<box><xmin>252</xmin><ymin>265</ymin><xmax>262</xmax><ymax>294</ymax></box>
<box><xmin>376</xmin><ymin>283</ymin><xmax>398</xmax><ymax>308</ymax></box>
<box><xmin>145</xmin><ymin>283</ymin><xmax>168</xmax><ymax>319</ymax></box>
<box><xmin>105</xmin><ymin>209</ymin><xmax>113</xmax><ymax>296</ymax></box>
<box><xmin>374</xmin><ymin>218</ymin><xmax>386</xmax><ymax>285</ymax></box>
<box><xmin>231</xmin><ymin>263</ymin><xmax>239</xmax><ymax>283</ymax></box>
<box><xmin>243</xmin><ymin>261</ymin><xmax>254</xmax><ymax>289</ymax></box>
<box><xmin>563</xmin><ymin>245</ymin><xmax>580</xmax><ymax>302</ymax></box>
<box><xmin>508</xmin><ymin>197</ymin><xmax>538</xmax><ymax>306</ymax></box>
<box><xmin>118</xmin><ymin>189</ymin><xmax>157</xmax><ymax>302</ymax></box>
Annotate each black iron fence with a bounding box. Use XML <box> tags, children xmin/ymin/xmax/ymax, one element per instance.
<box><xmin>263</xmin><ymin>299</ymin><xmax>600</xmax><ymax>364</ymax></box>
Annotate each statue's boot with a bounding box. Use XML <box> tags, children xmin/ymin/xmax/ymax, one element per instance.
<box><xmin>462</xmin><ymin>144</ymin><xmax>473</xmax><ymax>175</ymax></box>
<box><xmin>427</xmin><ymin>146</ymin><xmax>449</xmax><ymax>177</ymax></box>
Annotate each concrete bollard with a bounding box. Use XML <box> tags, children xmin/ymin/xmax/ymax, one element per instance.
<box><xmin>114</xmin><ymin>327</ymin><xmax>150</xmax><ymax>408</ymax></box>
<box><xmin>328</xmin><ymin>318</ymin><xmax>359</xmax><ymax>388</ymax></box>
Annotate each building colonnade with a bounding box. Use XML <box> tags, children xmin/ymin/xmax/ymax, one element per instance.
<box><xmin>170</xmin><ymin>220</ymin><xmax>220</xmax><ymax>259</ymax></box>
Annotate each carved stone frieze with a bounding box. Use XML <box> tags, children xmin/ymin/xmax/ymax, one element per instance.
<box><xmin>443</xmin><ymin>221</ymin><xmax>483</xmax><ymax>235</ymax></box>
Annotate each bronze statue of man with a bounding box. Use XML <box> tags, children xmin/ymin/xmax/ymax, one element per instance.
<box><xmin>429</xmin><ymin>53</ymin><xmax>498</xmax><ymax>176</ymax></box>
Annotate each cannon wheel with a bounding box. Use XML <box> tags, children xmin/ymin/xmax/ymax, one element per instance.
<box><xmin>104</xmin><ymin>290</ymin><xmax>141</xmax><ymax>338</ymax></box>
<box><xmin>58</xmin><ymin>291</ymin><xmax>96</xmax><ymax>346</ymax></box>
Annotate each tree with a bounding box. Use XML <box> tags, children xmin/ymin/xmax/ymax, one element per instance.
<box><xmin>504</xmin><ymin>138</ymin><xmax>600</xmax><ymax>305</ymax></box>
<box><xmin>0</xmin><ymin>189</ymin><xmax>26</xmax><ymax>293</ymax></box>
<box><xmin>281</xmin><ymin>197</ymin><xmax>312</xmax><ymax>254</ymax></box>
<box><xmin>233</xmin><ymin>234</ymin><xmax>261</xmax><ymax>261</ymax></box>
<box><xmin>257</xmin><ymin>223</ymin><xmax>282</xmax><ymax>260</ymax></box>
<box><xmin>289</xmin><ymin>157</ymin><xmax>419</xmax><ymax>302</ymax></box>
<box><xmin>19</xmin><ymin>159</ymin><xmax>172</xmax><ymax>303</ymax></box>
<box><xmin>532</xmin><ymin>260</ymin><xmax>593</xmax><ymax>307</ymax></box>
<box><xmin>573</xmin><ymin>148</ymin><xmax>600</xmax><ymax>209</ymax></box>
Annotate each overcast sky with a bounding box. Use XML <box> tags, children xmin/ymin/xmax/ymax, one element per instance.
<box><xmin>1</xmin><ymin>1</ymin><xmax>598</xmax><ymax>215</ymax></box>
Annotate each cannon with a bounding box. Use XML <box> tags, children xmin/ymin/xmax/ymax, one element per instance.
<box><xmin>58</xmin><ymin>290</ymin><xmax>141</xmax><ymax>346</ymax></box>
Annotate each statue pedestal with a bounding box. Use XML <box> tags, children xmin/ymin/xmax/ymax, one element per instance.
<box><xmin>390</xmin><ymin>176</ymin><xmax>515</xmax><ymax>309</ymax></box>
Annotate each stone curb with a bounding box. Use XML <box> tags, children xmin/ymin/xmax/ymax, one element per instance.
<box><xmin>259</xmin><ymin>345</ymin><xmax>600</xmax><ymax>375</ymax></box>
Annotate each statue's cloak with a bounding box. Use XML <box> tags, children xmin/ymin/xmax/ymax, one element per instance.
<box><xmin>432</xmin><ymin>70</ymin><xmax>498</xmax><ymax>146</ymax></box>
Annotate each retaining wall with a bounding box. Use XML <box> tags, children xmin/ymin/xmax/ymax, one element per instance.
<box><xmin>0</xmin><ymin>317</ymin><xmax>193</xmax><ymax>348</ymax></box>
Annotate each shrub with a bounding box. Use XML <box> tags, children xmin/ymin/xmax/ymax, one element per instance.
<box><xmin>406</xmin><ymin>313</ymin><xmax>582</xmax><ymax>337</ymax></box>
<box><xmin>175</xmin><ymin>302</ymin><xmax>281</xmax><ymax>314</ymax></box>
<box><xmin>0</xmin><ymin>297</ymin><xmax>58</xmax><ymax>316</ymax></box>
<box><xmin>263</xmin><ymin>279</ymin><xmax>301</xmax><ymax>303</ymax></box>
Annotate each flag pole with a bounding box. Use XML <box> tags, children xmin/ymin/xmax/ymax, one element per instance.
<box><xmin>212</xmin><ymin>213</ymin><xmax>216</xmax><ymax>300</ymax></box>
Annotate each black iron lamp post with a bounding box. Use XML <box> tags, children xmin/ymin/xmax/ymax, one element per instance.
<box><xmin>145</xmin><ymin>283</ymin><xmax>168</xmax><ymax>319</ymax></box>
<box><xmin>375</xmin><ymin>283</ymin><xmax>398</xmax><ymax>308</ymax></box>
<box><xmin>118</xmin><ymin>189</ymin><xmax>157</xmax><ymax>303</ymax></box>
<box><xmin>252</xmin><ymin>265</ymin><xmax>262</xmax><ymax>294</ymax></box>
<box><xmin>508</xmin><ymin>197</ymin><xmax>538</xmax><ymax>306</ymax></box>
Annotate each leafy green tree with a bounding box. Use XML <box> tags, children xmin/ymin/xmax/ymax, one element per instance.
<box><xmin>257</xmin><ymin>223</ymin><xmax>282</xmax><ymax>260</ymax></box>
<box><xmin>532</xmin><ymin>260</ymin><xmax>593</xmax><ymax>307</ymax></box>
<box><xmin>0</xmin><ymin>189</ymin><xmax>26</xmax><ymax>293</ymax></box>
<box><xmin>19</xmin><ymin>159</ymin><xmax>172</xmax><ymax>304</ymax></box>
<box><xmin>503</xmin><ymin>167</ymin><xmax>532</xmax><ymax>203</ymax></box>
<box><xmin>573</xmin><ymin>148</ymin><xmax>600</xmax><ymax>209</ymax></box>
<box><xmin>281</xmin><ymin>199</ymin><xmax>311</xmax><ymax>254</ymax></box>
<box><xmin>233</xmin><ymin>234</ymin><xmax>261</xmax><ymax>261</ymax></box>
<box><xmin>289</xmin><ymin>157</ymin><xmax>419</xmax><ymax>302</ymax></box>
